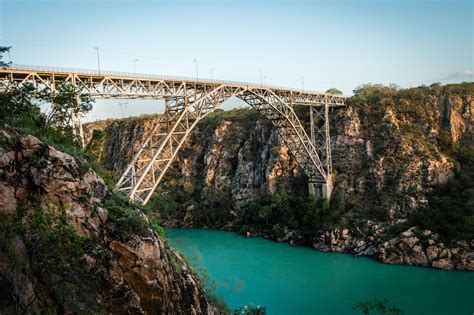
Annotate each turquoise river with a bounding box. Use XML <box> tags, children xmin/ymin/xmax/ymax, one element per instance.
<box><xmin>165</xmin><ymin>228</ymin><xmax>474</xmax><ymax>315</ymax></box>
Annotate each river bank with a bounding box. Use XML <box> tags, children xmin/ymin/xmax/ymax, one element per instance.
<box><xmin>162</xmin><ymin>218</ymin><xmax>474</xmax><ymax>271</ymax></box>
<box><xmin>166</xmin><ymin>228</ymin><xmax>474</xmax><ymax>315</ymax></box>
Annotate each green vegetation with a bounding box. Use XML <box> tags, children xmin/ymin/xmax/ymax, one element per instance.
<box><xmin>0</xmin><ymin>208</ymin><xmax>106</xmax><ymax>313</ymax></box>
<box><xmin>0</xmin><ymin>56</ymin><xmax>117</xmax><ymax>187</ymax></box>
<box><xmin>233</xmin><ymin>304</ymin><xmax>267</xmax><ymax>314</ymax></box>
<box><xmin>352</xmin><ymin>298</ymin><xmax>403</xmax><ymax>315</ymax></box>
<box><xmin>0</xmin><ymin>46</ymin><xmax>11</xmax><ymax>67</ymax></box>
<box><xmin>102</xmin><ymin>194</ymin><xmax>153</xmax><ymax>244</ymax></box>
<box><xmin>148</xmin><ymin>181</ymin><xmax>233</xmax><ymax>228</ymax></box>
<box><xmin>326</xmin><ymin>87</ymin><xmax>343</xmax><ymax>95</ymax></box>
<box><xmin>0</xmin><ymin>81</ymin><xmax>93</xmax><ymax>136</ymax></box>
<box><xmin>0</xmin><ymin>79</ymin><xmax>116</xmax><ymax>183</ymax></box>
<box><xmin>201</xmin><ymin>107</ymin><xmax>260</xmax><ymax>128</ymax></box>
<box><xmin>406</xmin><ymin>144</ymin><xmax>474</xmax><ymax>241</ymax></box>
<box><xmin>241</xmin><ymin>189</ymin><xmax>323</xmax><ymax>236</ymax></box>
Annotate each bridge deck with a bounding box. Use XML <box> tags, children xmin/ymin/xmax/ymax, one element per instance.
<box><xmin>0</xmin><ymin>64</ymin><xmax>348</xmax><ymax>106</ymax></box>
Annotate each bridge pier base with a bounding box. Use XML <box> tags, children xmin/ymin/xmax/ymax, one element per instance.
<box><xmin>308</xmin><ymin>179</ymin><xmax>333</xmax><ymax>201</ymax></box>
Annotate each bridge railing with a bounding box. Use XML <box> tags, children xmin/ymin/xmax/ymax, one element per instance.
<box><xmin>7</xmin><ymin>64</ymin><xmax>348</xmax><ymax>98</ymax></box>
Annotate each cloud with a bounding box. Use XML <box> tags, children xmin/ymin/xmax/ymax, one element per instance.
<box><xmin>433</xmin><ymin>70</ymin><xmax>474</xmax><ymax>82</ymax></box>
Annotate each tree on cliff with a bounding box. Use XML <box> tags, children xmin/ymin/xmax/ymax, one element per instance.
<box><xmin>42</xmin><ymin>82</ymin><xmax>94</xmax><ymax>131</ymax></box>
<box><xmin>326</xmin><ymin>87</ymin><xmax>343</xmax><ymax>95</ymax></box>
<box><xmin>0</xmin><ymin>46</ymin><xmax>11</xmax><ymax>68</ymax></box>
<box><xmin>0</xmin><ymin>83</ymin><xmax>45</xmax><ymax>127</ymax></box>
<box><xmin>0</xmin><ymin>47</ymin><xmax>93</xmax><ymax>136</ymax></box>
<box><xmin>0</xmin><ymin>82</ymin><xmax>93</xmax><ymax>144</ymax></box>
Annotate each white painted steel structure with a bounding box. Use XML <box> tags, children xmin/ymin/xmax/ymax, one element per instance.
<box><xmin>0</xmin><ymin>65</ymin><xmax>348</xmax><ymax>204</ymax></box>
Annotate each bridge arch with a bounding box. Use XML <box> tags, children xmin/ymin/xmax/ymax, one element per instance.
<box><xmin>117</xmin><ymin>86</ymin><xmax>329</xmax><ymax>204</ymax></box>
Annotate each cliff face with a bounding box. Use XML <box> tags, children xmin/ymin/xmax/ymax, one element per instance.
<box><xmin>0</xmin><ymin>128</ymin><xmax>213</xmax><ymax>314</ymax></box>
<box><xmin>84</xmin><ymin>111</ymin><xmax>302</xmax><ymax>207</ymax></box>
<box><xmin>83</xmin><ymin>84</ymin><xmax>474</xmax><ymax>270</ymax></box>
<box><xmin>332</xmin><ymin>90</ymin><xmax>472</xmax><ymax>220</ymax></box>
<box><xmin>313</xmin><ymin>87</ymin><xmax>474</xmax><ymax>270</ymax></box>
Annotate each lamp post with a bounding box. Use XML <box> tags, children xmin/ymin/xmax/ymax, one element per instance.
<box><xmin>133</xmin><ymin>59</ymin><xmax>139</xmax><ymax>74</ymax></box>
<box><xmin>300</xmin><ymin>76</ymin><xmax>304</xmax><ymax>93</ymax></box>
<box><xmin>210</xmin><ymin>67</ymin><xmax>215</xmax><ymax>80</ymax></box>
<box><xmin>263</xmin><ymin>75</ymin><xmax>268</xmax><ymax>86</ymax></box>
<box><xmin>193</xmin><ymin>59</ymin><xmax>199</xmax><ymax>81</ymax></box>
<box><xmin>258</xmin><ymin>69</ymin><xmax>262</xmax><ymax>87</ymax></box>
<box><xmin>94</xmin><ymin>46</ymin><xmax>101</xmax><ymax>74</ymax></box>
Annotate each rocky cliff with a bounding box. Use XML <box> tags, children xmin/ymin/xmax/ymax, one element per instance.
<box><xmin>83</xmin><ymin>83</ymin><xmax>474</xmax><ymax>271</ymax></box>
<box><xmin>0</xmin><ymin>128</ymin><xmax>215</xmax><ymax>314</ymax></box>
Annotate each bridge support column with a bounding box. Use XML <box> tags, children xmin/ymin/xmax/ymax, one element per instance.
<box><xmin>307</xmin><ymin>102</ymin><xmax>334</xmax><ymax>201</ymax></box>
<box><xmin>308</xmin><ymin>182</ymin><xmax>319</xmax><ymax>197</ymax></box>
<box><xmin>308</xmin><ymin>178</ymin><xmax>333</xmax><ymax>201</ymax></box>
<box><xmin>71</xmin><ymin>112</ymin><xmax>85</xmax><ymax>148</ymax></box>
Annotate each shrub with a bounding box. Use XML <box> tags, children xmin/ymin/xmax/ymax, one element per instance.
<box><xmin>352</xmin><ymin>298</ymin><xmax>403</xmax><ymax>315</ymax></box>
<box><xmin>233</xmin><ymin>304</ymin><xmax>267</xmax><ymax>315</ymax></box>
<box><xmin>149</xmin><ymin>218</ymin><xmax>165</xmax><ymax>237</ymax></box>
<box><xmin>102</xmin><ymin>196</ymin><xmax>150</xmax><ymax>242</ymax></box>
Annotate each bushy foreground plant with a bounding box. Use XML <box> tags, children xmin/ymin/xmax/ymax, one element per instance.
<box><xmin>352</xmin><ymin>298</ymin><xmax>403</xmax><ymax>315</ymax></box>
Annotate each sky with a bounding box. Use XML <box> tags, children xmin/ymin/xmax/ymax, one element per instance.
<box><xmin>0</xmin><ymin>0</ymin><xmax>472</xmax><ymax>121</ymax></box>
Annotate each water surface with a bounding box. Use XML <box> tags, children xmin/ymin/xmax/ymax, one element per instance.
<box><xmin>166</xmin><ymin>228</ymin><xmax>474</xmax><ymax>315</ymax></box>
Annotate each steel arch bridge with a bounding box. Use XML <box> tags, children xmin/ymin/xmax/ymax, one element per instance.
<box><xmin>0</xmin><ymin>65</ymin><xmax>348</xmax><ymax>204</ymax></box>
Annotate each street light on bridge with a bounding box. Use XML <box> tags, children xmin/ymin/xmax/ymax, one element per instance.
<box><xmin>300</xmin><ymin>76</ymin><xmax>304</xmax><ymax>93</ymax></box>
<box><xmin>258</xmin><ymin>68</ymin><xmax>263</xmax><ymax>87</ymax></box>
<box><xmin>133</xmin><ymin>59</ymin><xmax>139</xmax><ymax>74</ymax></box>
<box><xmin>210</xmin><ymin>67</ymin><xmax>215</xmax><ymax>80</ymax></box>
<box><xmin>264</xmin><ymin>75</ymin><xmax>268</xmax><ymax>86</ymax></box>
<box><xmin>94</xmin><ymin>46</ymin><xmax>101</xmax><ymax>75</ymax></box>
<box><xmin>193</xmin><ymin>59</ymin><xmax>199</xmax><ymax>81</ymax></box>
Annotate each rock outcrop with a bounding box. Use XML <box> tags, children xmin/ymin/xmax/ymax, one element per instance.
<box><xmin>0</xmin><ymin>128</ymin><xmax>214</xmax><ymax>314</ymax></box>
<box><xmin>312</xmin><ymin>224</ymin><xmax>473</xmax><ymax>270</ymax></box>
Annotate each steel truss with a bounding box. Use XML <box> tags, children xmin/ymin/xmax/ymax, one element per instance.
<box><xmin>0</xmin><ymin>65</ymin><xmax>347</xmax><ymax>204</ymax></box>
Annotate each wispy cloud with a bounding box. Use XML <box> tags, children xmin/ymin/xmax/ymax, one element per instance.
<box><xmin>431</xmin><ymin>70</ymin><xmax>474</xmax><ymax>82</ymax></box>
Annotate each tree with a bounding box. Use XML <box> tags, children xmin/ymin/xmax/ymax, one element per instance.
<box><xmin>0</xmin><ymin>46</ymin><xmax>11</xmax><ymax>68</ymax></box>
<box><xmin>353</xmin><ymin>84</ymin><xmax>399</xmax><ymax>97</ymax></box>
<box><xmin>43</xmin><ymin>82</ymin><xmax>94</xmax><ymax>130</ymax></box>
<box><xmin>0</xmin><ymin>80</ymin><xmax>94</xmax><ymax>147</ymax></box>
<box><xmin>326</xmin><ymin>88</ymin><xmax>343</xmax><ymax>95</ymax></box>
<box><xmin>0</xmin><ymin>83</ymin><xmax>45</xmax><ymax>127</ymax></box>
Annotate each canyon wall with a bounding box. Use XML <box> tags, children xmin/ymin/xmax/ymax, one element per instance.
<box><xmin>83</xmin><ymin>83</ymin><xmax>474</xmax><ymax>270</ymax></box>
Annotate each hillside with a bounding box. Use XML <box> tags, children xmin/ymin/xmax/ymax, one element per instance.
<box><xmin>0</xmin><ymin>127</ymin><xmax>215</xmax><ymax>314</ymax></box>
